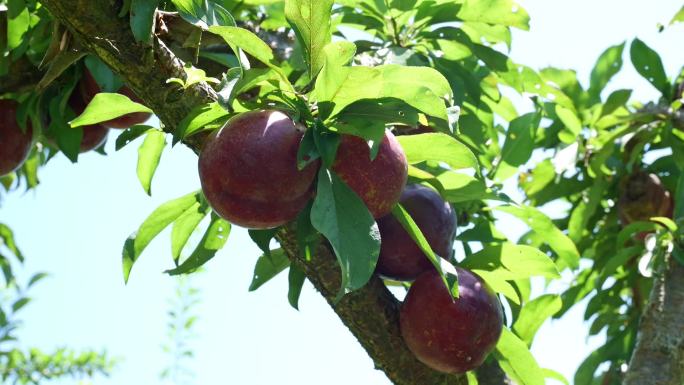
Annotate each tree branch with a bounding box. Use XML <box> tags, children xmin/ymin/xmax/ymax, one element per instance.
<box><xmin>35</xmin><ymin>1</ymin><xmax>501</xmax><ymax>384</ymax></box>
<box><xmin>624</xmin><ymin>256</ymin><xmax>684</xmax><ymax>385</ymax></box>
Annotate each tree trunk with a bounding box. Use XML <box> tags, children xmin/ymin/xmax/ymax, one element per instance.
<box><xmin>623</xmin><ymin>256</ymin><xmax>684</xmax><ymax>385</ymax></box>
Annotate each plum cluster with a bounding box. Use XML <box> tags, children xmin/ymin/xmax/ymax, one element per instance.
<box><xmin>197</xmin><ymin>109</ymin><xmax>503</xmax><ymax>374</ymax></box>
<box><xmin>0</xmin><ymin>70</ymin><xmax>152</xmax><ymax>176</ymax></box>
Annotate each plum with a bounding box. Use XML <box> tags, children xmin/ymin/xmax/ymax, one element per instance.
<box><xmin>618</xmin><ymin>171</ymin><xmax>673</xmax><ymax>226</ymax></box>
<box><xmin>400</xmin><ymin>268</ymin><xmax>503</xmax><ymax>374</ymax></box>
<box><xmin>376</xmin><ymin>184</ymin><xmax>456</xmax><ymax>281</ymax></box>
<box><xmin>0</xmin><ymin>100</ymin><xmax>33</xmax><ymax>176</ymax></box>
<box><xmin>199</xmin><ymin>110</ymin><xmax>320</xmax><ymax>229</ymax></box>
<box><xmin>332</xmin><ymin>131</ymin><xmax>408</xmax><ymax>218</ymax></box>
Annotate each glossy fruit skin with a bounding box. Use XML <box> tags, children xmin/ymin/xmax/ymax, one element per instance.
<box><xmin>376</xmin><ymin>184</ymin><xmax>456</xmax><ymax>281</ymax></box>
<box><xmin>0</xmin><ymin>100</ymin><xmax>33</xmax><ymax>176</ymax></box>
<box><xmin>80</xmin><ymin>70</ymin><xmax>152</xmax><ymax>129</ymax></box>
<box><xmin>400</xmin><ymin>268</ymin><xmax>503</xmax><ymax>374</ymax></box>
<box><xmin>618</xmin><ymin>172</ymin><xmax>673</xmax><ymax>226</ymax></box>
<box><xmin>68</xmin><ymin>88</ymin><xmax>110</xmax><ymax>153</ymax></box>
<box><xmin>199</xmin><ymin>110</ymin><xmax>320</xmax><ymax>229</ymax></box>
<box><xmin>332</xmin><ymin>131</ymin><xmax>408</xmax><ymax>218</ymax></box>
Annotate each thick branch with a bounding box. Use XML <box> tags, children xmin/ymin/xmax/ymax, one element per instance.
<box><xmin>40</xmin><ymin>0</ymin><xmax>215</xmax><ymax>153</ymax></box>
<box><xmin>37</xmin><ymin>1</ymin><xmax>497</xmax><ymax>384</ymax></box>
<box><xmin>276</xmin><ymin>225</ymin><xmax>466</xmax><ymax>385</ymax></box>
<box><xmin>624</xmin><ymin>256</ymin><xmax>684</xmax><ymax>385</ymax></box>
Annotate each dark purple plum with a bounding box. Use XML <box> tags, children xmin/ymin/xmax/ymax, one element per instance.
<box><xmin>0</xmin><ymin>100</ymin><xmax>33</xmax><ymax>176</ymax></box>
<box><xmin>400</xmin><ymin>268</ymin><xmax>503</xmax><ymax>374</ymax></box>
<box><xmin>199</xmin><ymin>110</ymin><xmax>320</xmax><ymax>229</ymax></box>
<box><xmin>332</xmin><ymin>132</ymin><xmax>408</xmax><ymax>218</ymax></box>
<box><xmin>618</xmin><ymin>172</ymin><xmax>673</xmax><ymax>240</ymax></box>
<box><xmin>376</xmin><ymin>184</ymin><xmax>455</xmax><ymax>281</ymax></box>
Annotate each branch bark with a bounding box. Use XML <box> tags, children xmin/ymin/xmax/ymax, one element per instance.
<box><xmin>34</xmin><ymin>1</ymin><xmax>478</xmax><ymax>384</ymax></box>
<box><xmin>624</xmin><ymin>256</ymin><xmax>684</xmax><ymax>385</ymax></box>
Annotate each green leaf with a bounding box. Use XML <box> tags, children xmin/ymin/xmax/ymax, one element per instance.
<box><xmin>170</xmin><ymin>0</ymin><xmax>235</xmax><ymax>28</ymax></box>
<box><xmin>630</xmin><ymin>38</ymin><xmax>670</xmax><ymax>96</ymax></box>
<box><xmin>495</xmin><ymin>205</ymin><xmax>580</xmax><ymax>270</ymax></box>
<box><xmin>458</xmin><ymin>0</ymin><xmax>530</xmax><ymax>30</ymax></box>
<box><xmin>0</xmin><ymin>224</ymin><xmax>23</xmax><ymax>262</ymax></box>
<box><xmin>171</xmin><ymin>199</ymin><xmax>210</xmax><ymax>262</ymax></box>
<box><xmin>288</xmin><ymin>264</ymin><xmax>306</xmax><ymax>310</ymax></box>
<box><xmin>167</xmin><ymin>63</ymin><xmax>220</xmax><ymax>89</ymax></box>
<box><xmin>175</xmin><ymin>102</ymin><xmax>230</xmax><ymax>142</ymax></box>
<box><xmin>599</xmin><ymin>89</ymin><xmax>631</xmax><ymax>117</ymax></box>
<box><xmin>137</xmin><ymin>130</ymin><xmax>166</xmax><ymax>196</ymax></box>
<box><xmin>6</xmin><ymin>3</ymin><xmax>33</xmax><ymax>52</ymax></box>
<box><xmin>330</xmin><ymin>98</ymin><xmax>420</xmax><ymax>144</ymax></box>
<box><xmin>435</xmin><ymin>171</ymin><xmax>507</xmax><ymax>202</ymax></box>
<box><xmin>70</xmin><ymin>93</ymin><xmax>153</xmax><ymax>128</ymax></box>
<box><xmin>555</xmin><ymin>105</ymin><xmax>582</xmax><ymax>144</ymax></box>
<box><xmin>166</xmin><ymin>213</ymin><xmax>230</xmax><ymax>275</ymax></box>
<box><xmin>310</xmin><ymin>168</ymin><xmax>381</xmax><ymax>295</ymax></box>
<box><xmin>472</xmin><ymin>269</ymin><xmax>520</xmax><ymax>304</ymax></box>
<box><xmin>115</xmin><ymin>125</ymin><xmax>156</xmax><ymax>151</ymax></box>
<box><xmin>568</xmin><ymin>179</ymin><xmax>608</xmax><ymax>243</ymax></box>
<box><xmin>391</xmin><ymin>204</ymin><xmax>459</xmax><ymax>295</ymax></box>
<box><xmin>208</xmin><ymin>26</ymin><xmax>291</xmax><ymax>88</ymax></box>
<box><xmin>588</xmin><ymin>42</ymin><xmax>625</xmax><ymax>101</ymax></box>
<box><xmin>616</xmin><ymin>221</ymin><xmax>658</xmax><ymax>247</ymax></box>
<box><xmin>11</xmin><ymin>297</ymin><xmax>30</xmax><ymax>313</ymax></box>
<box><xmin>512</xmin><ymin>294</ymin><xmax>562</xmax><ymax>346</ymax></box>
<box><xmin>313</xmin><ymin>65</ymin><xmax>452</xmax><ymax>122</ymax></box>
<box><xmin>122</xmin><ymin>191</ymin><xmax>202</xmax><ymax>283</ymax></box>
<box><xmin>542</xmin><ymin>368</ymin><xmax>569</xmax><ymax>385</ymax></box>
<box><xmin>497</xmin><ymin>113</ymin><xmax>541</xmax><ymax>174</ymax></box>
<box><xmin>457</xmin><ymin>219</ymin><xmax>507</xmax><ymax>243</ymax></box>
<box><xmin>460</xmin><ymin>243</ymin><xmax>560</xmax><ymax>280</ymax></box>
<box><xmin>249</xmin><ymin>248</ymin><xmax>290</xmax><ymax>291</ymax></box>
<box><xmin>285</xmin><ymin>0</ymin><xmax>334</xmax><ymax>77</ymax></box>
<box><xmin>130</xmin><ymin>0</ymin><xmax>158</xmax><ymax>43</ymax></box>
<box><xmin>27</xmin><ymin>272</ymin><xmax>49</xmax><ymax>288</ymax></box>
<box><xmin>494</xmin><ymin>328</ymin><xmax>545</xmax><ymax>385</ymax></box>
<box><xmin>398</xmin><ymin>133</ymin><xmax>478</xmax><ymax>170</ymax></box>
<box><xmin>248</xmin><ymin>228</ymin><xmax>279</xmax><ymax>258</ymax></box>
<box><xmin>320</xmin><ymin>41</ymin><xmax>357</xmax><ymax>68</ymax></box>
<box><xmin>671</xmin><ymin>5</ymin><xmax>684</xmax><ymax>24</ymax></box>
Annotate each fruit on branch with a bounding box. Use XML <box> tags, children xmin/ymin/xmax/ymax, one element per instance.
<box><xmin>400</xmin><ymin>268</ymin><xmax>503</xmax><ymax>374</ymax></box>
<box><xmin>332</xmin><ymin>132</ymin><xmax>408</xmax><ymax>218</ymax></box>
<box><xmin>618</xmin><ymin>171</ymin><xmax>673</xmax><ymax>226</ymax></box>
<box><xmin>376</xmin><ymin>184</ymin><xmax>456</xmax><ymax>281</ymax></box>
<box><xmin>0</xmin><ymin>100</ymin><xmax>34</xmax><ymax>176</ymax></box>
<box><xmin>198</xmin><ymin>110</ymin><xmax>320</xmax><ymax>229</ymax></box>
<box><xmin>68</xmin><ymin>88</ymin><xmax>110</xmax><ymax>153</ymax></box>
<box><xmin>80</xmin><ymin>70</ymin><xmax>152</xmax><ymax>129</ymax></box>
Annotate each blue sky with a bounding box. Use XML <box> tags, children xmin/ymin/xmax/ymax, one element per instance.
<box><xmin>2</xmin><ymin>1</ymin><xmax>684</xmax><ymax>384</ymax></box>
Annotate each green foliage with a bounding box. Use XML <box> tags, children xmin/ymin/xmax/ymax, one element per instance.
<box><xmin>122</xmin><ymin>191</ymin><xmax>204</xmax><ymax>282</ymax></box>
<box><xmin>5</xmin><ymin>0</ymin><xmax>684</xmax><ymax>383</ymax></box>
<box><xmin>310</xmin><ymin>168</ymin><xmax>380</xmax><ymax>296</ymax></box>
